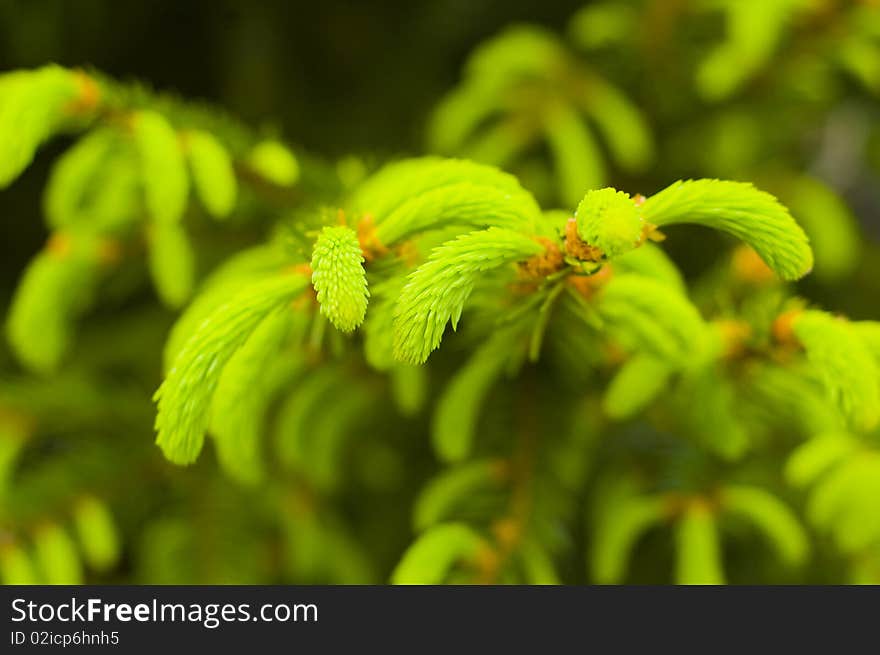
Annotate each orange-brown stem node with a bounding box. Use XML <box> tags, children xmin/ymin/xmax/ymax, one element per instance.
<box><xmin>66</xmin><ymin>71</ymin><xmax>101</xmax><ymax>116</ymax></box>
<box><xmin>732</xmin><ymin>245</ymin><xmax>775</xmax><ymax>284</ymax></box>
<box><xmin>772</xmin><ymin>309</ymin><xmax>803</xmax><ymax>346</ymax></box>
<box><xmin>519</xmin><ymin>238</ymin><xmax>564</xmax><ymax>278</ymax></box>
<box><xmin>564</xmin><ymin>217</ymin><xmax>604</xmax><ymax>261</ymax></box>
<box><xmin>356</xmin><ymin>213</ymin><xmax>389</xmax><ymax>262</ymax></box>
<box><xmin>567</xmin><ymin>264</ymin><xmax>613</xmax><ymax>299</ymax></box>
<box><xmin>288</xmin><ymin>262</ymin><xmax>313</xmax><ymax>277</ymax></box>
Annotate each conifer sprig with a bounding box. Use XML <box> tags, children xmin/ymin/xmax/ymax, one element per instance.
<box><xmin>393</xmin><ymin>228</ymin><xmax>544</xmax><ymax>365</ymax></box>
<box><xmin>575</xmin><ymin>187</ymin><xmax>645</xmax><ymax>259</ymax></box>
<box><xmin>311</xmin><ymin>225</ymin><xmax>369</xmax><ymax>333</ymax></box>
<box><xmin>154</xmin><ymin>271</ymin><xmax>310</xmax><ymax>464</ymax></box>
<box><xmin>595</xmin><ymin>274</ymin><xmax>707</xmax><ymax>362</ymax></box>
<box><xmin>791</xmin><ymin>311</ymin><xmax>880</xmax><ymax>431</ymax></box>
<box><xmin>641</xmin><ymin>179</ymin><xmax>813</xmax><ymax>280</ymax></box>
<box><xmin>0</xmin><ymin>66</ymin><xmax>86</xmax><ymax>188</ymax></box>
<box><xmin>132</xmin><ymin>110</ymin><xmax>190</xmax><ymax>225</ymax></box>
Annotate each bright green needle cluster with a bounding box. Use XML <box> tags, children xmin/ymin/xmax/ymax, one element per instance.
<box><xmin>43</xmin><ymin>128</ymin><xmax>132</xmax><ymax>230</ymax></box>
<box><xmin>154</xmin><ymin>272</ymin><xmax>309</xmax><ymax>465</ymax></box>
<box><xmin>431</xmin><ymin>331</ymin><xmax>516</xmax><ymax>461</ymax></box>
<box><xmin>211</xmin><ymin>311</ymin><xmax>299</xmax><ymax>484</ymax></box>
<box><xmin>785</xmin><ymin>432</ymin><xmax>857</xmax><ymax>488</ymax></box>
<box><xmin>675</xmin><ymin>503</ymin><xmax>724</xmax><ymax>585</ymax></box>
<box><xmin>642</xmin><ymin>179</ymin><xmax>813</xmax><ymax>280</ymax></box>
<box><xmin>575</xmin><ymin>187</ymin><xmax>643</xmax><ymax>258</ymax></box>
<box><xmin>148</xmin><ymin>222</ymin><xmax>195</xmax><ymax>308</ymax></box>
<box><xmin>311</xmin><ymin>225</ymin><xmax>369</xmax><ymax>333</ymax></box>
<box><xmin>132</xmin><ymin>110</ymin><xmax>190</xmax><ymax>225</ymax></box>
<box><xmin>247</xmin><ymin>140</ymin><xmax>300</xmax><ymax>187</ymax></box>
<box><xmin>0</xmin><ymin>544</ymin><xmax>39</xmax><ymax>585</ymax></box>
<box><xmin>429</xmin><ymin>25</ymin><xmax>654</xmax><ymax>205</ymax></box>
<box><xmin>390</xmin><ymin>523</ymin><xmax>488</xmax><ymax>584</ymax></box>
<box><xmin>352</xmin><ymin>158</ymin><xmax>540</xmax><ymax>245</ymax></box>
<box><xmin>162</xmin><ymin>245</ymin><xmax>287</xmax><ymax>369</ymax></box>
<box><xmin>596</xmin><ymin>274</ymin><xmax>707</xmax><ymax>362</ymax></box>
<box><xmin>721</xmin><ymin>485</ymin><xmax>809</xmax><ymax>567</ymax></box>
<box><xmin>787</xmin><ymin>436</ymin><xmax>880</xmax><ymax>554</ymax></box>
<box><xmin>602</xmin><ymin>354</ymin><xmax>671</xmax><ymax>419</ymax></box>
<box><xmin>544</xmin><ymin>103</ymin><xmax>606</xmax><ymax>207</ymax></box>
<box><xmin>33</xmin><ymin>523</ymin><xmax>83</xmax><ymax>584</ymax></box>
<box><xmin>613</xmin><ymin>244</ymin><xmax>685</xmax><ymax>291</ymax></box>
<box><xmin>696</xmin><ymin>0</ymin><xmax>807</xmax><ymax>101</ymax></box>
<box><xmin>353</xmin><ymin>158</ymin><xmax>533</xmax><ymax>217</ymax></box>
<box><xmin>591</xmin><ymin>480</ymin><xmax>807</xmax><ymax>585</ymax></box>
<box><xmin>413</xmin><ymin>459</ymin><xmax>505</xmax><ymax>531</ymax></box>
<box><xmin>186</xmin><ymin>130</ymin><xmax>238</xmax><ymax>218</ymax></box>
<box><xmin>72</xmin><ymin>496</ymin><xmax>121</xmax><ymax>572</ymax></box>
<box><xmin>375</xmin><ymin>182</ymin><xmax>539</xmax><ymax>245</ymax></box>
<box><xmin>0</xmin><ymin>66</ymin><xmax>81</xmax><ymax>188</ymax></box>
<box><xmin>792</xmin><ymin>310</ymin><xmax>880</xmax><ymax>431</ymax></box>
<box><xmin>393</xmin><ymin>228</ymin><xmax>544</xmax><ymax>365</ymax></box>
<box><xmin>6</xmin><ymin>234</ymin><xmax>105</xmax><ymax>373</ymax></box>
<box><xmin>852</xmin><ymin>321</ymin><xmax>880</xmax><ymax>360</ymax></box>
<box><xmin>590</xmin><ymin>489</ymin><xmax>668</xmax><ymax>583</ymax></box>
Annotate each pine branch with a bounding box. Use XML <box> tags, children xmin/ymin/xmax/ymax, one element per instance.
<box><xmin>791</xmin><ymin>310</ymin><xmax>880</xmax><ymax>431</ymax></box>
<box><xmin>393</xmin><ymin>228</ymin><xmax>544</xmax><ymax>365</ymax></box>
<box><xmin>641</xmin><ymin>179</ymin><xmax>813</xmax><ymax>280</ymax></box>
<box><xmin>575</xmin><ymin>187</ymin><xmax>645</xmax><ymax>259</ymax></box>
<box><xmin>154</xmin><ymin>272</ymin><xmax>310</xmax><ymax>464</ymax></box>
<box><xmin>311</xmin><ymin>225</ymin><xmax>369</xmax><ymax>333</ymax></box>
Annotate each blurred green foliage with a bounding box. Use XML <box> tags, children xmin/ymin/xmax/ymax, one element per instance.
<box><xmin>1</xmin><ymin>0</ymin><xmax>880</xmax><ymax>586</ymax></box>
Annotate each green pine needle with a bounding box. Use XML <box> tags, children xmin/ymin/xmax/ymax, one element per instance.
<box><xmin>675</xmin><ymin>503</ymin><xmax>725</xmax><ymax>585</ymax></box>
<box><xmin>352</xmin><ymin>157</ymin><xmax>540</xmax><ymax>232</ymax></box>
<box><xmin>591</xmin><ymin>491</ymin><xmax>668</xmax><ymax>583</ymax></box>
<box><xmin>792</xmin><ymin>310</ymin><xmax>880</xmax><ymax>431</ymax></box>
<box><xmin>603</xmin><ymin>354</ymin><xmax>671</xmax><ymax>419</ymax></box>
<box><xmin>247</xmin><ymin>140</ymin><xmax>299</xmax><ymax>187</ymax></box>
<box><xmin>0</xmin><ymin>66</ymin><xmax>80</xmax><ymax>188</ymax></box>
<box><xmin>374</xmin><ymin>181</ymin><xmax>539</xmax><ymax>245</ymax></box>
<box><xmin>544</xmin><ymin>103</ymin><xmax>606</xmax><ymax>205</ymax></box>
<box><xmin>311</xmin><ymin>225</ymin><xmax>369</xmax><ymax>333</ymax></box>
<box><xmin>154</xmin><ymin>272</ymin><xmax>309</xmax><ymax>465</ymax></box>
<box><xmin>432</xmin><ymin>331</ymin><xmax>517</xmax><ymax>461</ymax></box>
<box><xmin>211</xmin><ymin>311</ymin><xmax>300</xmax><ymax>485</ymax></box>
<box><xmin>393</xmin><ymin>228</ymin><xmax>544</xmax><ymax>365</ymax></box>
<box><xmin>132</xmin><ymin>110</ymin><xmax>190</xmax><ymax>224</ymax></box>
<box><xmin>785</xmin><ymin>432</ymin><xmax>858</xmax><ymax>488</ymax></box>
<box><xmin>575</xmin><ymin>187</ymin><xmax>644</xmax><ymax>258</ymax></box>
<box><xmin>596</xmin><ymin>273</ymin><xmax>707</xmax><ymax>362</ymax></box>
<box><xmin>642</xmin><ymin>179</ymin><xmax>813</xmax><ymax>280</ymax></box>
<box><xmin>6</xmin><ymin>234</ymin><xmax>104</xmax><ymax>373</ymax></box>
<box><xmin>0</xmin><ymin>544</ymin><xmax>39</xmax><ymax>585</ymax></box>
<box><xmin>147</xmin><ymin>222</ymin><xmax>195</xmax><ymax>308</ymax></box>
<box><xmin>413</xmin><ymin>459</ymin><xmax>505</xmax><ymax>531</ymax></box>
<box><xmin>186</xmin><ymin>130</ymin><xmax>238</xmax><ymax>219</ymax></box>
<box><xmin>43</xmin><ymin>128</ymin><xmax>115</xmax><ymax>228</ymax></box>
<box><xmin>391</xmin><ymin>523</ymin><xmax>488</xmax><ymax>584</ymax></box>
<box><xmin>72</xmin><ymin>496</ymin><xmax>120</xmax><ymax>572</ymax></box>
<box><xmin>721</xmin><ymin>485</ymin><xmax>809</xmax><ymax>567</ymax></box>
